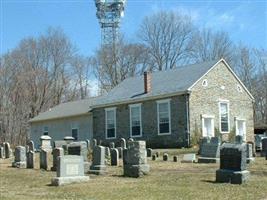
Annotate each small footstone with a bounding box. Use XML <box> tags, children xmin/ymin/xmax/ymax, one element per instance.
<box><xmin>173</xmin><ymin>155</ymin><xmax>178</xmax><ymax>162</ymax></box>
<box><xmin>163</xmin><ymin>153</ymin><xmax>168</xmax><ymax>161</ymax></box>
<box><xmin>181</xmin><ymin>154</ymin><xmax>196</xmax><ymax>163</ymax></box>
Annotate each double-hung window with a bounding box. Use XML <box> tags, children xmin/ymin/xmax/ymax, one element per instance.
<box><xmin>157</xmin><ymin>99</ymin><xmax>171</xmax><ymax>135</ymax></box>
<box><xmin>219</xmin><ymin>101</ymin><xmax>230</xmax><ymax>133</ymax></box>
<box><xmin>43</xmin><ymin>126</ymin><xmax>48</xmax><ymax>135</ymax></box>
<box><xmin>130</xmin><ymin>104</ymin><xmax>142</xmax><ymax>137</ymax></box>
<box><xmin>72</xmin><ymin>128</ymin><xmax>78</xmax><ymax>141</ymax></box>
<box><xmin>105</xmin><ymin>108</ymin><xmax>116</xmax><ymax>139</ymax></box>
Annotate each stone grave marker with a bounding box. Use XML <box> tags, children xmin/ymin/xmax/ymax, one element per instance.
<box><xmin>147</xmin><ymin>148</ymin><xmax>152</xmax><ymax>157</ymax></box>
<box><xmin>40</xmin><ymin>135</ymin><xmax>52</xmax><ymax>150</ymax></box>
<box><xmin>123</xmin><ymin>141</ymin><xmax>150</xmax><ymax>178</ymax></box>
<box><xmin>27</xmin><ymin>150</ymin><xmax>35</xmax><ymax>169</ymax></box>
<box><xmin>181</xmin><ymin>154</ymin><xmax>196</xmax><ymax>163</ymax></box>
<box><xmin>173</xmin><ymin>155</ymin><xmax>178</xmax><ymax>162</ymax></box>
<box><xmin>51</xmin><ymin>147</ymin><xmax>64</xmax><ymax>171</ymax></box>
<box><xmin>12</xmin><ymin>146</ymin><xmax>26</xmax><ymax>168</ymax></box>
<box><xmin>51</xmin><ymin>155</ymin><xmax>89</xmax><ymax>186</ymax></box>
<box><xmin>198</xmin><ymin>136</ymin><xmax>220</xmax><ymax>163</ymax></box>
<box><xmin>68</xmin><ymin>142</ymin><xmax>89</xmax><ymax>173</ymax></box>
<box><xmin>117</xmin><ymin>147</ymin><xmax>123</xmax><ymax>159</ymax></box>
<box><xmin>109</xmin><ymin>142</ymin><xmax>115</xmax><ymax>149</ymax></box>
<box><xmin>40</xmin><ymin>149</ymin><xmax>51</xmax><ymax>170</ymax></box>
<box><xmin>155</xmin><ymin>152</ymin><xmax>159</xmax><ymax>157</ymax></box>
<box><xmin>86</xmin><ymin>140</ymin><xmax>90</xmax><ymax>150</ymax></box>
<box><xmin>27</xmin><ymin>140</ymin><xmax>35</xmax><ymax>152</ymax></box>
<box><xmin>64</xmin><ymin>136</ymin><xmax>75</xmax><ymax>143</ymax></box>
<box><xmin>216</xmin><ymin>143</ymin><xmax>249</xmax><ymax>184</ymax></box>
<box><xmin>92</xmin><ymin>139</ymin><xmax>97</xmax><ymax>148</ymax></box>
<box><xmin>128</xmin><ymin>138</ymin><xmax>134</xmax><ymax>142</ymax></box>
<box><xmin>110</xmin><ymin>148</ymin><xmax>119</xmax><ymax>166</ymax></box>
<box><xmin>163</xmin><ymin>153</ymin><xmax>168</xmax><ymax>161</ymax></box>
<box><xmin>152</xmin><ymin>154</ymin><xmax>157</xmax><ymax>161</ymax></box>
<box><xmin>4</xmin><ymin>142</ymin><xmax>11</xmax><ymax>158</ymax></box>
<box><xmin>0</xmin><ymin>146</ymin><xmax>4</xmax><ymax>159</ymax></box>
<box><xmin>235</xmin><ymin>135</ymin><xmax>244</xmax><ymax>144</ymax></box>
<box><xmin>246</xmin><ymin>143</ymin><xmax>255</xmax><ymax>163</ymax></box>
<box><xmin>90</xmin><ymin>146</ymin><xmax>106</xmax><ymax>175</ymax></box>
<box><xmin>120</xmin><ymin>138</ymin><xmax>126</xmax><ymax>149</ymax></box>
<box><xmin>261</xmin><ymin>138</ymin><xmax>267</xmax><ymax>157</ymax></box>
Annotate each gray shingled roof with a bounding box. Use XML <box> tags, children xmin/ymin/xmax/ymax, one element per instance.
<box><xmin>29</xmin><ymin>97</ymin><xmax>99</xmax><ymax>123</ymax></box>
<box><xmin>93</xmin><ymin>60</ymin><xmax>219</xmax><ymax>107</ymax></box>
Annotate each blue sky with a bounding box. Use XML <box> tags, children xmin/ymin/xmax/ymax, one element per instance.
<box><xmin>1</xmin><ymin>0</ymin><xmax>267</xmax><ymax>56</ymax></box>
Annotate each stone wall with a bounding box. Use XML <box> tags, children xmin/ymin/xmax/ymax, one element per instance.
<box><xmin>30</xmin><ymin>114</ymin><xmax>93</xmax><ymax>149</ymax></box>
<box><xmin>93</xmin><ymin>95</ymin><xmax>188</xmax><ymax>148</ymax></box>
<box><xmin>189</xmin><ymin>61</ymin><xmax>254</xmax><ymax>143</ymax></box>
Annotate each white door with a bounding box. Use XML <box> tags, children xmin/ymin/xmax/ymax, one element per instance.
<box><xmin>202</xmin><ymin>117</ymin><xmax>214</xmax><ymax>137</ymax></box>
<box><xmin>236</xmin><ymin>120</ymin><xmax>246</xmax><ymax>141</ymax></box>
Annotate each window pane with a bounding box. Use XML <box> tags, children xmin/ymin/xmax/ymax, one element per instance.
<box><xmin>132</xmin><ymin>126</ymin><xmax>141</xmax><ymax>136</ymax></box>
<box><xmin>220</xmin><ymin>103</ymin><xmax>229</xmax><ymax>132</ymax></box>
<box><xmin>107</xmin><ymin>128</ymin><xmax>115</xmax><ymax>138</ymax></box>
<box><xmin>131</xmin><ymin>106</ymin><xmax>141</xmax><ymax>136</ymax></box>
<box><xmin>158</xmin><ymin>102</ymin><xmax>170</xmax><ymax>134</ymax></box>
<box><xmin>72</xmin><ymin>129</ymin><xmax>78</xmax><ymax>140</ymax></box>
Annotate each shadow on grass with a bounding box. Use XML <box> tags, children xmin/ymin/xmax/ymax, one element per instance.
<box><xmin>201</xmin><ymin>180</ymin><xmax>220</xmax><ymax>184</ymax></box>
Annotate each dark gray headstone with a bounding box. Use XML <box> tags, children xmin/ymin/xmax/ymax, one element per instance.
<box><xmin>4</xmin><ymin>142</ymin><xmax>11</xmax><ymax>158</ymax></box>
<box><xmin>92</xmin><ymin>139</ymin><xmax>97</xmax><ymax>148</ymax></box>
<box><xmin>51</xmin><ymin>147</ymin><xmax>64</xmax><ymax>171</ymax></box>
<box><xmin>123</xmin><ymin>141</ymin><xmax>150</xmax><ymax>177</ymax></box>
<box><xmin>116</xmin><ymin>147</ymin><xmax>123</xmax><ymax>159</ymax></box>
<box><xmin>262</xmin><ymin>138</ymin><xmax>267</xmax><ymax>156</ymax></box>
<box><xmin>147</xmin><ymin>148</ymin><xmax>152</xmax><ymax>157</ymax></box>
<box><xmin>173</xmin><ymin>155</ymin><xmax>178</xmax><ymax>162</ymax></box>
<box><xmin>90</xmin><ymin>146</ymin><xmax>106</xmax><ymax>175</ymax></box>
<box><xmin>27</xmin><ymin>140</ymin><xmax>35</xmax><ymax>152</ymax></box>
<box><xmin>40</xmin><ymin>149</ymin><xmax>50</xmax><ymax>170</ymax></box>
<box><xmin>27</xmin><ymin>150</ymin><xmax>35</xmax><ymax>169</ymax></box>
<box><xmin>110</xmin><ymin>148</ymin><xmax>119</xmax><ymax>166</ymax></box>
<box><xmin>152</xmin><ymin>154</ymin><xmax>157</xmax><ymax>161</ymax></box>
<box><xmin>163</xmin><ymin>153</ymin><xmax>168</xmax><ymax>161</ymax></box>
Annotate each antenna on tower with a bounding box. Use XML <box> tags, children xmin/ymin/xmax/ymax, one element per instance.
<box><xmin>94</xmin><ymin>0</ymin><xmax>127</xmax><ymax>47</ymax></box>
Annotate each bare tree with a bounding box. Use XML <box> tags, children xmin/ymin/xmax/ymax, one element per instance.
<box><xmin>138</xmin><ymin>11</ymin><xmax>194</xmax><ymax>70</ymax></box>
<box><xmin>189</xmin><ymin>28</ymin><xmax>233</xmax><ymax>62</ymax></box>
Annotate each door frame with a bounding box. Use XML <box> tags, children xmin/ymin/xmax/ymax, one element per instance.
<box><xmin>201</xmin><ymin>114</ymin><xmax>215</xmax><ymax>138</ymax></box>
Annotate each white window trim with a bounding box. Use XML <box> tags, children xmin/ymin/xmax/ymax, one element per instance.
<box><xmin>157</xmin><ymin>99</ymin><xmax>171</xmax><ymax>135</ymax></box>
<box><xmin>105</xmin><ymin>107</ymin><xmax>117</xmax><ymax>139</ymax></box>
<box><xmin>218</xmin><ymin>100</ymin><xmax>230</xmax><ymax>134</ymax></box>
<box><xmin>235</xmin><ymin>117</ymin><xmax>246</xmax><ymax>141</ymax></box>
<box><xmin>129</xmin><ymin>103</ymin><xmax>142</xmax><ymax>138</ymax></box>
<box><xmin>201</xmin><ymin>115</ymin><xmax>215</xmax><ymax>137</ymax></box>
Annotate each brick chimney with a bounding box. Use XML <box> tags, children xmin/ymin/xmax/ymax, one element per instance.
<box><xmin>144</xmin><ymin>71</ymin><xmax>152</xmax><ymax>93</ymax></box>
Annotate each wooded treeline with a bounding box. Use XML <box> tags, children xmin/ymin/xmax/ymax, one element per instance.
<box><xmin>0</xmin><ymin>11</ymin><xmax>266</xmax><ymax>145</ymax></box>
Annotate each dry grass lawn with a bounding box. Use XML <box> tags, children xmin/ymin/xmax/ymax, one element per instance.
<box><xmin>0</xmin><ymin>149</ymin><xmax>267</xmax><ymax>200</ymax></box>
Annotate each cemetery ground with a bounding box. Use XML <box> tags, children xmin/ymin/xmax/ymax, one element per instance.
<box><xmin>1</xmin><ymin>149</ymin><xmax>267</xmax><ymax>200</ymax></box>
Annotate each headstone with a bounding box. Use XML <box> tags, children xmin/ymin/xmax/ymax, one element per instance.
<box><xmin>163</xmin><ymin>153</ymin><xmax>168</xmax><ymax>161</ymax></box>
<box><xmin>92</xmin><ymin>139</ymin><xmax>97</xmax><ymax>148</ymax></box>
<box><xmin>128</xmin><ymin>138</ymin><xmax>134</xmax><ymax>142</ymax></box>
<box><xmin>110</xmin><ymin>148</ymin><xmax>119</xmax><ymax>166</ymax></box>
<box><xmin>86</xmin><ymin>140</ymin><xmax>90</xmax><ymax>150</ymax></box>
<box><xmin>235</xmin><ymin>135</ymin><xmax>243</xmax><ymax>144</ymax></box>
<box><xmin>51</xmin><ymin>147</ymin><xmax>64</xmax><ymax>171</ymax></box>
<box><xmin>54</xmin><ymin>140</ymin><xmax>67</xmax><ymax>149</ymax></box>
<box><xmin>26</xmin><ymin>145</ymin><xmax>30</xmax><ymax>153</ymax></box>
<box><xmin>12</xmin><ymin>146</ymin><xmax>26</xmax><ymax>168</ymax></box>
<box><xmin>181</xmin><ymin>154</ymin><xmax>196</xmax><ymax>163</ymax></box>
<box><xmin>198</xmin><ymin>137</ymin><xmax>220</xmax><ymax>163</ymax></box>
<box><xmin>90</xmin><ymin>146</ymin><xmax>106</xmax><ymax>175</ymax></box>
<box><xmin>261</xmin><ymin>138</ymin><xmax>267</xmax><ymax>157</ymax></box>
<box><xmin>117</xmin><ymin>147</ymin><xmax>123</xmax><ymax>159</ymax></box>
<box><xmin>173</xmin><ymin>155</ymin><xmax>178</xmax><ymax>162</ymax></box>
<box><xmin>68</xmin><ymin>142</ymin><xmax>89</xmax><ymax>173</ymax></box>
<box><xmin>147</xmin><ymin>148</ymin><xmax>152</xmax><ymax>157</ymax></box>
<box><xmin>155</xmin><ymin>152</ymin><xmax>159</xmax><ymax>157</ymax></box>
<box><xmin>27</xmin><ymin>140</ymin><xmax>35</xmax><ymax>152</ymax></box>
<box><xmin>40</xmin><ymin>149</ymin><xmax>51</xmax><ymax>170</ymax></box>
<box><xmin>51</xmin><ymin>155</ymin><xmax>89</xmax><ymax>186</ymax></box>
<box><xmin>246</xmin><ymin>143</ymin><xmax>254</xmax><ymax>163</ymax></box>
<box><xmin>120</xmin><ymin>138</ymin><xmax>126</xmax><ymax>149</ymax></box>
<box><xmin>216</xmin><ymin>143</ymin><xmax>250</xmax><ymax>184</ymax></box>
<box><xmin>0</xmin><ymin>146</ymin><xmax>4</xmax><ymax>158</ymax></box>
<box><xmin>109</xmin><ymin>142</ymin><xmax>115</xmax><ymax>149</ymax></box>
<box><xmin>27</xmin><ymin>150</ymin><xmax>35</xmax><ymax>169</ymax></box>
<box><xmin>123</xmin><ymin>141</ymin><xmax>150</xmax><ymax>178</ymax></box>
<box><xmin>105</xmin><ymin>147</ymin><xmax>110</xmax><ymax>158</ymax></box>
<box><xmin>40</xmin><ymin>135</ymin><xmax>52</xmax><ymax>150</ymax></box>
<box><xmin>4</xmin><ymin>142</ymin><xmax>11</xmax><ymax>158</ymax></box>
<box><xmin>152</xmin><ymin>154</ymin><xmax>157</xmax><ymax>161</ymax></box>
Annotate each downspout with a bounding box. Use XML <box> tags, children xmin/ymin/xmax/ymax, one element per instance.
<box><xmin>185</xmin><ymin>91</ymin><xmax>191</xmax><ymax>148</ymax></box>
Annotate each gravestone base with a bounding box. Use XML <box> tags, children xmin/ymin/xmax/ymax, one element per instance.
<box><xmin>123</xmin><ymin>164</ymin><xmax>150</xmax><ymax>178</ymax></box>
<box><xmin>216</xmin><ymin>169</ymin><xmax>250</xmax><ymax>184</ymax></box>
<box><xmin>51</xmin><ymin>176</ymin><xmax>89</xmax><ymax>186</ymax></box>
<box><xmin>246</xmin><ymin>157</ymin><xmax>255</xmax><ymax>164</ymax></box>
<box><xmin>12</xmin><ymin>161</ymin><xmax>26</xmax><ymax>168</ymax></box>
<box><xmin>198</xmin><ymin>157</ymin><xmax>219</xmax><ymax>163</ymax></box>
<box><xmin>89</xmin><ymin>165</ymin><xmax>106</xmax><ymax>175</ymax></box>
